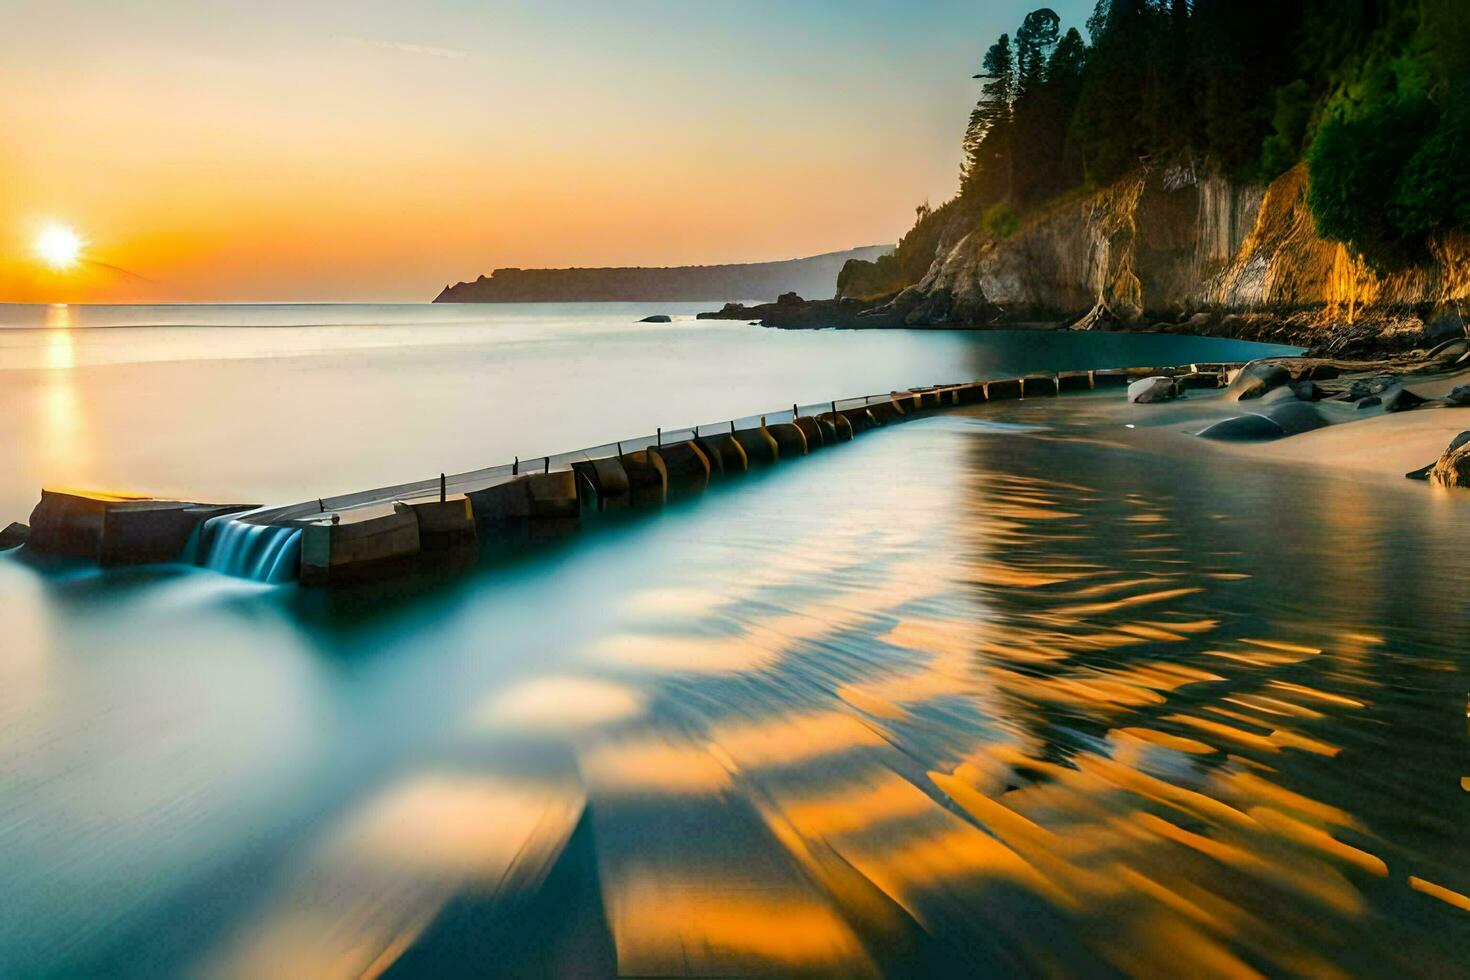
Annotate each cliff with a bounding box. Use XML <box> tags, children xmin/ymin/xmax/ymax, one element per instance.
<box><xmin>860</xmin><ymin>164</ymin><xmax>1469</xmax><ymax>354</ymax></box>
<box><xmin>434</xmin><ymin>246</ymin><xmax>892</xmax><ymax>304</ymax></box>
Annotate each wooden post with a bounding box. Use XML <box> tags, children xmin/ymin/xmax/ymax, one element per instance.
<box><xmin>513</xmin><ymin>456</ymin><xmax>519</xmax><ymax>475</ymax></box>
<box><xmin>544</xmin><ymin>457</ymin><xmax>550</xmax><ymax>474</ymax></box>
<box><xmin>439</xmin><ymin>473</ymin><xmax>446</xmax><ymax>503</ymax></box>
<box><xmin>657</xmin><ymin>427</ymin><xmax>662</xmax><ymax>446</ymax></box>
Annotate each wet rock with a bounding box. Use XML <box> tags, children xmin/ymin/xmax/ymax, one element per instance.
<box><xmin>1290</xmin><ymin>379</ymin><xmax>1327</xmax><ymax>401</ymax></box>
<box><xmin>1423</xmin><ymin>302</ymin><xmax>1467</xmax><ymax>344</ymax></box>
<box><xmin>1197</xmin><ymin>414</ymin><xmax>1286</xmax><ymax>441</ymax></box>
<box><xmin>1230</xmin><ymin>362</ymin><xmax>1292</xmax><ymax>400</ymax></box>
<box><xmin>1382</xmin><ymin>386</ymin><xmax>1429</xmax><ymax>413</ymax></box>
<box><xmin>1261</xmin><ymin>401</ymin><xmax>1329</xmax><ymax>435</ymax></box>
<box><xmin>1429</xmin><ymin>431</ymin><xmax>1470</xmax><ymax>487</ymax></box>
<box><xmin>0</xmin><ymin>521</ymin><xmax>28</xmax><ymax>550</ymax></box>
<box><xmin>1257</xmin><ymin>386</ymin><xmax>1299</xmax><ymax>405</ymax></box>
<box><xmin>1446</xmin><ymin>384</ymin><xmax>1470</xmax><ymax>406</ymax></box>
<box><xmin>638</xmin><ymin>314</ymin><xmax>672</xmax><ymax>323</ymax></box>
<box><xmin>1357</xmin><ymin>396</ymin><xmax>1381</xmax><ymax>410</ymax></box>
<box><xmin>1177</xmin><ymin>371</ymin><xmax>1223</xmax><ymax>390</ymax></box>
<box><xmin>1127</xmin><ymin>376</ymin><xmax>1179</xmax><ymax>403</ymax></box>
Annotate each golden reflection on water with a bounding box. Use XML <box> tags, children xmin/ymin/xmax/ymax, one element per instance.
<box><xmin>198</xmin><ymin>411</ymin><xmax>1469</xmax><ymax>976</ymax></box>
<box><xmin>35</xmin><ymin>304</ymin><xmax>90</xmax><ymax>483</ymax></box>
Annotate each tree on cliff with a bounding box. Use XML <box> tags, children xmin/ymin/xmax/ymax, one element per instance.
<box><xmin>840</xmin><ymin>0</ymin><xmax>1470</xmax><ymax>301</ymax></box>
<box><xmin>961</xmin><ymin>34</ymin><xmax>1015</xmax><ymax>201</ymax></box>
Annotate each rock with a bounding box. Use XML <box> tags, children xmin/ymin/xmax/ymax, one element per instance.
<box><xmin>1290</xmin><ymin>379</ymin><xmax>1327</xmax><ymax>401</ymax></box>
<box><xmin>1127</xmin><ymin>376</ymin><xmax>1179</xmax><ymax>403</ymax></box>
<box><xmin>1187</xmin><ymin>312</ymin><xmax>1214</xmax><ymax>330</ymax></box>
<box><xmin>1403</xmin><ymin>428</ymin><xmax>1470</xmax><ymax>480</ymax></box>
<box><xmin>1261</xmin><ymin>401</ymin><xmax>1329</xmax><ymax>435</ymax></box>
<box><xmin>638</xmin><ymin>314</ymin><xmax>672</xmax><ymax>323</ymax></box>
<box><xmin>1382</xmin><ymin>386</ymin><xmax>1429</xmax><ymax>413</ymax></box>
<box><xmin>1429</xmin><ymin>431</ymin><xmax>1470</xmax><ymax>487</ymax></box>
<box><xmin>0</xmin><ymin>521</ymin><xmax>28</xmax><ymax>550</ymax></box>
<box><xmin>1230</xmin><ymin>361</ymin><xmax>1292</xmax><ymax>400</ymax></box>
<box><xmin>1406</xmin><ymin>462</ymin><xmax>1434</xmax><ymax>481</ymax></box>
<box><xmin>776</xmin><ymin>291</ymin><xmax>804</xmax><ymax>306</ymax></box>
<box><xmin>1177</xmin><ymin>371</ymin><xmax>1223</xmax><ymax>390</ymax></box>
<box><xmin>1257</xmin><ymin>385</ymin><xmax>1299</xmax><ymax>405</ymax></box>
<box><xmin>1447</xmin><ymin>384</ymin><xmax>1470</xmax><ymax>406</ymax></box>
<box><xmin>1356</xmin><ymin>396</ymin><xmax>1382</xmax><ymax>409</ymax></box>
<box><xmin>1197</xmin><ymin>414</ymin><xmax>1287</xmax><ymax>441</ymax></box>
<box><xmin>1423</xmin><ymin>302</ymin><xmax>1467</xmax><ymax>344</ymax></box>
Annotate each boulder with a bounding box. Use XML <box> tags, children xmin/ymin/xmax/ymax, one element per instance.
<box><xmin>1408</xmin><ymin>430</ymin><xmax>1470</xmax><ymax>481</ymax></box>
<box><xmin>1430</xmin><ymin>436</ymin><xmax>1470</xmax><ymax>488</ymax></box>
<box><xmin>1290</xmin><ymin>380</ymin><xmax>1327</xmax><ymax>401</ymax></box>
<box><xmin>1230</xmin><ymin>362</ymin><xmax>1292</xmax><ymax>400</ymax></box>
<box><xmin>1423</xmin><ymin>302</ymin><xmax>1467</xmax><ymax>344</ymax></box>
<box><xmin>1382</xmin><ymin>386</ymin><xmax>1429</xmax><ymax>413</ymax></box>
<box><xmin>1357</xmin><ymin>396</ymin><xmax>1382</xmax><ymax>410</ymax></box>
<box><xmin>1177</xmin><ymin>371</ymin><xmax>1223</xmax><ymax>390</ymax></box>
<box><xmin>1127</xmin><ymin>376</ymin><xmax>1179</xmax><ymax>404</ymax></box>
<box><xmin>0</xmin><ymin>521</ymin><xmax>28</xmax><ymax>551</ymax></box>
<box><xmin>1196</xmin><ymin>414</ymin><xmax>1286</xmax><ymax>441</ymax></box>
<box><xmin>1261</xmin><ymin>401</ymin><xmax>1329</xmax><ymax>435</ymax></box>
<box><xmin>1446</xmin><ymin>384</ymin><xmax>1470</xmax><ymax>406</ymax></box>
<box><xmin>638</xmin><ymin>314</ymin><xmax>672</xmax><ymax>323</ymax></box>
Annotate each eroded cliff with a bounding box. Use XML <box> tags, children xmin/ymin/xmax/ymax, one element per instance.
<box><xmin>873</xmin><ymin>164</ymin><xmax>1469</xmax><ymax>352</ymax></box>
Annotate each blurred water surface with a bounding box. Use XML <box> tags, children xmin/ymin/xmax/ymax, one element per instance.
<box><xmin>3</xmin><ymin>384</ymin><xmax>1468</xmax><ymax>976</ymax></box>
<box><xmin>0</xmin><ymin>301</ymin><xmax>1287</xmax><ymax>521</ymax></box>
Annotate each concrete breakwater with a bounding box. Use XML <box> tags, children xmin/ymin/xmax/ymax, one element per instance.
<box><xmin>14</xmin><ymin>362</ymin><xmax>1239</xmax><ymax>586</ymax></box>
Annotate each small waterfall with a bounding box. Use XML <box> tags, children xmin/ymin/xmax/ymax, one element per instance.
<box><xmin>195</xmin><ymin>515</ymin><xmax>302</xmax><ymax>584</ymax></box>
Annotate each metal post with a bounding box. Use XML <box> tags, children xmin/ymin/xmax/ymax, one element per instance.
<box><xmin>657</xmin><ymin>427</ymin><xmax>662</xmax><ymax>446</ymax></box>
<box><xmin>792</xmin><ymin>403</ymin><xmax>798</xmax><ymax>418</ymax></box>
<box><xmin>513</xmin><ymin>456</ymin><xmax>519</xmax><ymax>475</ymax></box>
<box><xmin>440</xmin><ymin>473</ymin><xmax>446</xmax><ymax>503</ymax></box>
<box><xmin>617</xmin><ymin>441</ymin><xmax>623</xmax><ymax>457</ymax></box>
<box><xmin>544</xmin><ymin>457</ymin><xmax>550</xmax><ymax>474</ymax></box>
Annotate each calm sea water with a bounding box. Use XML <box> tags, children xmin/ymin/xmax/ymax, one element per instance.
<box><xmin>10</xmin><ymin>305</ymin><xmax>1467</xmax><ymax>976</ymax></box>
<box><xmin>0</xmin><ymin>302</ymin><xmax>1285</xmax><ymax>522</ymax></box>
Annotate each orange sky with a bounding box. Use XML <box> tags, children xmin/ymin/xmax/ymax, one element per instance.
<box><xmin>2</xmin><ymin>1</ymin><xmax>1089</xmax><ymax>303</ymax></box>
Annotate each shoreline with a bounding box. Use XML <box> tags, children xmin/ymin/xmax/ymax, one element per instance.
<box><xmin>698</xmin><ymin>295</ymin><xmax>1457</xmax><ymax>360</ymax></box>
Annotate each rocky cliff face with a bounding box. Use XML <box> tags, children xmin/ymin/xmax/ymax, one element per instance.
<box><xmin>880</xmin><ymin>164</ymin><xmax>1469</xmax><ymax>351</ymax></box>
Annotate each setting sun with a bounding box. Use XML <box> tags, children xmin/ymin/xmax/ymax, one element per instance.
<box><xmin>35</xmin><ymin>224</ymin><xmax>84</xmax><ymax>270</ymax></box>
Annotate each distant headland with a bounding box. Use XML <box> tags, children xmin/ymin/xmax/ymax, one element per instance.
<box><xmin>432</xmin><ymin>245</ymin><xmax>892</xmax><ymax>304</ymax></box>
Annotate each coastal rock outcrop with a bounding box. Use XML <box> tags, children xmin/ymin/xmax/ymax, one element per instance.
<box><xmin>832</xmin><ymin>163</ymin><xmax>1470</xmax><ymax>354</ymax></box>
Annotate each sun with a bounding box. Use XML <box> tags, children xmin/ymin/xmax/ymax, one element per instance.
<box><xmin>36</xmin><ymin>224</ymin><xmax>85</xmax><ymax>270</ymax></box>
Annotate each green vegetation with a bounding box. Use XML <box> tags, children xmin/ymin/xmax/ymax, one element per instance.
<box><xmin>839</xmin><ymin>0</ymin><xmax>1470</xmax><ymax>299</ymax></box>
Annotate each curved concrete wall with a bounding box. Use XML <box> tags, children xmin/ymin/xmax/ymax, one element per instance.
<box><xmin>765</xmin><ymin>423</ymin><xmax>808</xmax><ymax>458</ymax></box>
<box><xmin>694</xmin><ymin>433</ymin><xmax>748</xmax><ymax>476</ymax></box>
<box><xmin>731</xmin><ymin>427</ymin><xmax>779</xmax><ymax>466</ymax></box>
<box><xmin>653</xmin><ymin>441</ymin><xmax>711</xmax><ymax>496</ymax></box>
<box><xmin>793</xmin><ymin>416</ymin><xmax>825</xmax><ymax>450</ymax></box>
<box><xmin>19</xmin><ymin>359</ymin><xmax>1248</xmax><ymax>585</ymax></box>
<box><xmin>301</xmin><ymin>509</ymin><xmax>420</xmax><ymax>586</ymax></box>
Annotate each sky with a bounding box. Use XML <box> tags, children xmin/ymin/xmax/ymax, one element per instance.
<box><xmin>1</xmin><ymin>0</ymin><xmax>1092</xmax><ymax>303</ymax></box>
